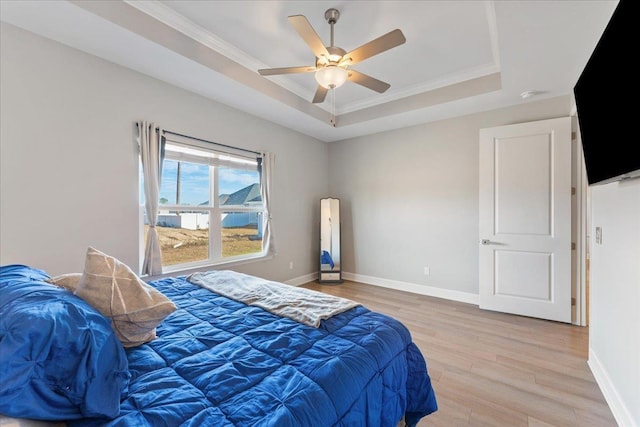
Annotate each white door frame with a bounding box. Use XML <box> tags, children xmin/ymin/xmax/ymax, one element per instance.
<box><xmin>572</xmin><ymin>113</ymin><xmax>589</xmax><ymax>326</ymax></box>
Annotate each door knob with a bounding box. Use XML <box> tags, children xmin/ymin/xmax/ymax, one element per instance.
<box><xmin>481</xmin><ymin>239</ymin><xmax>492</xmax><ymax>245</ymax></box>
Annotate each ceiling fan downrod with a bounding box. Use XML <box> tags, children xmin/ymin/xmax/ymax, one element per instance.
<box><xmin>325</xmin><ymin>8</ymin><xmax>340</xmax><ymax>48</ymax></box>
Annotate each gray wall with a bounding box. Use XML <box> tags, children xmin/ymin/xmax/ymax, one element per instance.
<box><xmin>329</xmin><ymin>96</ymin><xmax>572</xmax><ymax>296</ymax></box>
<box><xmin>589</xmin><ymin>179</ymin><xmax>640</xmax><ymax>426</ymax></box>
<box><xmin>0</xmin><ymin>23</ymin><xmax>328</xmax><ymax>281</ymax></box>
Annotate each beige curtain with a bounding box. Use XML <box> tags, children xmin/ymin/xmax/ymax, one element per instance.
<box><xmin>260</xmin><ymin>152</ymin><xmax>276</xmax><ymax>256</ymax></box>
<box><xmin>137</xmin><ymin>121</ymin><xmax>165</xmax><ymax>275</ymax></box>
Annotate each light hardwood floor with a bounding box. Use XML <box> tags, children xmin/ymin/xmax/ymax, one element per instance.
<box><xmin>302</xmin><ymin>280</ymin><xmax>616</xmax><ymax>427</ymax></box>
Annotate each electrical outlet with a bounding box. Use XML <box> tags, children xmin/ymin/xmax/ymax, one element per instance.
<box><xmin>424</xmin><ymin>266</ymin><xmax>430</xmax><ymax>276</ymax></box>
<box><xmin>289</xmin><ymin>261</ymin><xmax>294</xmax><ymax>270</ymax></box>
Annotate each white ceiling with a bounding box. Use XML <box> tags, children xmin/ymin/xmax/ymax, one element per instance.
<box><xmin>0</xmin><ymin>0</ymin><xmax>618</xmax><ymax>142</ymax></box>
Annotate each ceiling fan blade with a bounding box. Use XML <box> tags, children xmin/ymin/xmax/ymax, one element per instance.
<box><xmin>288</xmin><ymin>15</ymin><xmax>331</xmax><ymax>60</ymax></box>
<box><xmin>347</xmin><ymin>70</ymin><xmax>391</xmax><ymax>93</ymax></box>
<box><xmin>312</xmin><ymin>85</ymin><xmax>329</xmax><ymax>103</ymax></box>
<box><xmin>258</xmin><ymin>66</ymin><xmax>317</xmax><ymax>76</ymax></box>
<box><xmin>341</xmin><ymin>29</ymin><xmax>406</xmax><ymax>66</ymax></box>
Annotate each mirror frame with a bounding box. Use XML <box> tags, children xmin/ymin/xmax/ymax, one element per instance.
<box><xmin>318</xmin><ymin>197</ymin><xmax>342</xmax><ymax>283</ymax></box>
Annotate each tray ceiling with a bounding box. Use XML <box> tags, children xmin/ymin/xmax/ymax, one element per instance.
<box><xmin>0</xmin><ymin>0</ymin><xmax>618</xmax><ymax>141</ymax></box>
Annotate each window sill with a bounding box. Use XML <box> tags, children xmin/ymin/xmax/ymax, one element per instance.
<box><xmin>143</xmin><ymin>253</ymin><xmax>273</xmax><ymax>282</ymax></box>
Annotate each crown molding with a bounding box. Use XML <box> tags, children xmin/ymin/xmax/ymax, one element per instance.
<box><xmin>337</xmin><ymin>63</ymin><xmax>500</xmax><ymax>115</ymax></box>
<box><xmin>485</xmin><ymin>0</ymin><xmax>501</xmax><ymax>68</ymax></box>
<box><xmin>123</xmin><ymin>0</ymin><xmax>316</xmax><ymax>103</ymax></box>
<box><xmin>338</xmin><ymin>72</ymin><xmax>502</xmax><ymax>127</ymax></box>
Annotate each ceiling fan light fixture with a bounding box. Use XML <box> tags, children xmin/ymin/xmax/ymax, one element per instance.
<box><xmin>315</xmin><ymin>65</ymin><xmax>349</xmax><ymax>89</ymax></box>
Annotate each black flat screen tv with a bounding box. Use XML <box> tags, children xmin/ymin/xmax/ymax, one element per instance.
<box><xmin>574</xmin><ymin>0</ymin><xmax>639</xmax><ymax>186</ymax></box>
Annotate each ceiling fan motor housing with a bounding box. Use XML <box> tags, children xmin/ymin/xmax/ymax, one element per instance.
<box><xmin>317</xmin><ymin>46</ymin><xmax>347</xmax><ymax>67</ymax></box>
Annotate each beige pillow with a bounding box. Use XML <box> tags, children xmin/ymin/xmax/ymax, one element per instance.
<box><xmin>47</xmin><ymin>273</ymin><xmax>82</xmax><ymax>292</ymax></box>
<box><xmin>74</xmin><ymin>247</ymin><xmax>176</xmax><ymax>347</ymax></box>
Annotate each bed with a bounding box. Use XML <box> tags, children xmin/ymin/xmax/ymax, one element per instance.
<box><xmin>0</xmin><ymin>262</ymin><xmax>437</xmax><ymax>426</ymax></box>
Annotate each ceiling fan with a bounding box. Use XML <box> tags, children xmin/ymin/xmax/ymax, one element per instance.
<box><xmin>258</xmin><ymin>8</ymin><xmax>406</xmax><ymax>104</ymax></box>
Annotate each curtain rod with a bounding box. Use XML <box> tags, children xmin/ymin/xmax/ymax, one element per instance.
<box><xmin>136</xmin><ymin>123</ymin><xmax>261</xmax><ymax>156</ymax></box>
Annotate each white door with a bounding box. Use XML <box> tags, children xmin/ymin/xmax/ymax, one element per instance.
<box><xmin>479</xmin><ymin>117</ymin><xmax>572</xmax><ymax>323</ymax></box>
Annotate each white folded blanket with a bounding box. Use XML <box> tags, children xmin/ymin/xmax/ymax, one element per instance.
<box><xmin>187</xmin><ymin>270</ymin><xmax>359</xmax><ymax>327</ymax></box>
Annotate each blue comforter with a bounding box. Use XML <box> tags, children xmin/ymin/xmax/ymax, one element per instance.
<box><xmin>1</xmin><ymin>265</ymin><xmax>437</xmax><ymax>425</ymax></box>
<box><xmin>74</xmin><ymin>274</ymin><xmax>437</xmax><ymax>426</ymax></box>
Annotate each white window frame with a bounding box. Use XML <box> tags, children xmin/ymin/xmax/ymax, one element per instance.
<box><xmin>143</xmin><ymin>136</ymin><xmax>267</xmax><ymax>274</ymax></box>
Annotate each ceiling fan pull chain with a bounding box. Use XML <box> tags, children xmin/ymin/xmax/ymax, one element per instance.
<box><xmin>331</xmin><ymin>89</ymin><xmax>336</xmax><ymax>127</ymax></box>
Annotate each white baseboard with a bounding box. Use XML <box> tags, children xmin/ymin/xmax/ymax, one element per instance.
<box><xmin>285</xmin><ymin>270</ymin><xmax>479</xmax><ymax>306</ymax></box>
<box><xmin>342</xmin><ymin>272</ymin><xmax>479</xmax><ymax>306</ymax></box>
<box><xmin>588</xmin><ymin>347</ymin><xmax>637</xmax><ymax>427</ymax></box>
<box><xmin>284</xmin><ymin>272</ymin><xmax>317</xmax><ymax>287</ymax></box>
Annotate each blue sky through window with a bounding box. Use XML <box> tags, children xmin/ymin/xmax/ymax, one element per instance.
<box><xmin>158</xmin><ymin>160</ymin><xmax>258</xmax><ymax>205</ymax></box>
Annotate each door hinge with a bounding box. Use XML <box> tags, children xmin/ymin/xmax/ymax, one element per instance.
<box><xmin>571</xmin><ymin>186</ymin><xmax>576</xmax><ymax>195</ymax></box>
<box><xmin>571</xmin><ymin>242</ymin><xmax>576</xmax><ymax>250</ymax></box>
<box><xmin>572</xmin><ymin>297</ymin><xmax>576</xmax><ymax>306</ymax></box>
<box><xmin>571</xmin><ymin>131</ymin><xmax>577</xmax><ymax>141</ymax></box>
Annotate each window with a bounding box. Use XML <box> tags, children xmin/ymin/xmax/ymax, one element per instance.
<box><xmin>142</xmin><ymin>136</ymin><xmax>266</xmax><ymax>271</ymax></box>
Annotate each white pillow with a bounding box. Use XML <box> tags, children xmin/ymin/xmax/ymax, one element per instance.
<box><xmin>74</xmin><ymin>247</ymin><xmax>176</xmax><ymax>347</ymax></box>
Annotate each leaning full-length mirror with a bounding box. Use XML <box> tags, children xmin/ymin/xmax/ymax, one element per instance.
<box><xmin>319</xmin><ymin>198</ymin><xmax>342</xmax><ymax>283</ymax></box>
